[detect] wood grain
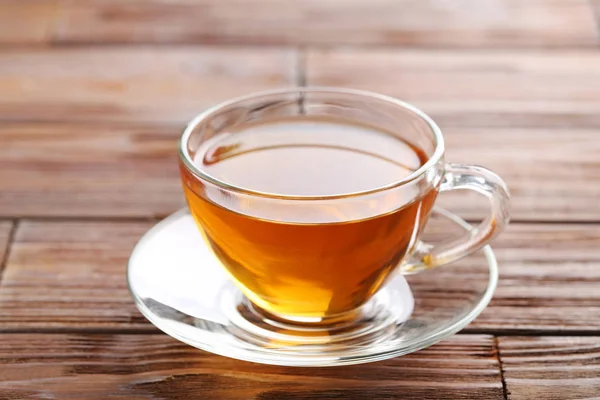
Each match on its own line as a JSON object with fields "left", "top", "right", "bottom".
{"left": 2, "top": 50, "right": 599, "bottom": 220}
{"left": 0, "top": 221, "right": 13, "bottom": 271}
{"left": 0, "top": 123, "right": 184, "bottom": 218}
{"left": 471, "top": 223, "right": 600, "bottom": 332}
{"left": 2, "top": 220, "right": 599, "bottom": 333}
{"left": 51, "top": 0, "right": 600, "bottom": 47}
{"left": 439, "top": 127, "right": 600, "bottom": 222}
{"left": 499, "top": 336, "right": 600, "bottom": 399}
{"left": 0, "top": 47, "right": 296, "bottom": 123}
{"left": 306, "top": 49, "right": 600, "bottom": 129}
{"left": 0, "top": 0, "right": 597, "bottom": 395}
{"left": 0, "top": 0, "right": 58, "bottom": 44}
{"left": 0, "top": 333, "right": 503, "bottom": 399}
{"left": 0, "top": 220, "right": 155, "bottom": 330}
{"left": 406, "top": 221, "right": 600, "bottom": 333}
{"left": 1, "top": 124, "right": 598, "bottom": 220}
{"left": 593, "top": 0, "right": 600, "bottom": 26}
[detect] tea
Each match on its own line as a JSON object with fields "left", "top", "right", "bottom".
{"left": 181, "top": 116, "right": 438, "bottom": 319}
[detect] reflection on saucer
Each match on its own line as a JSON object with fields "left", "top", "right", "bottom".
{"left": 128, "top": 208, "right": 497, "bottom": 366}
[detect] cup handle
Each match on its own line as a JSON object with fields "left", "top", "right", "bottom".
{"left": 400, "top": 163, "right": 510, "bottom": 274}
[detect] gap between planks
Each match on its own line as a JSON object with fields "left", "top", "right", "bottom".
{"left": 3, "top": 219, "right": 600, "bottom": 335}
{"left": 296, "top": 47, "right": 307, "bottom": 87}
{"left": 590, "top": 0, "right": 600, "bottom": 40}
{"left": 0, "top": 220, "right": 18, "bottom": 289}
{"left": 4, "top": 326, "right": 600, "bottom": 336}
{"left": 494, "top": 336, "right": 509, "bottom": 400}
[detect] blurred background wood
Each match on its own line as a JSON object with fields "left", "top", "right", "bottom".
{"left": 306, "top": 49, "right": 600, "bottom": 130}
{"left": 0, "top": 123, "right": 183, "bottom": 218}
{"left": 2, "top": 124, "right": 599, "bottom": 220}
{"left": 0, "top": 48, "right": 296, "bottom": 123}
{"left": 54, "top": 0, "right": 599, "bottom": 47}
{"left": 0, "top": 221, "right": 13, "bottom": 266}
{"left": 1, "top": 0, "right": 597, "bottom": 47}
{"left": 0, "top": 0, "right": 599, "bottom": 398}
{"left": 0, "top": 0, "right": 58, "bottom": 45}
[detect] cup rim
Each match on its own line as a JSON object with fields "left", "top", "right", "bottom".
{"left": 179, "top": 87, "right": 445, "bottom": 200}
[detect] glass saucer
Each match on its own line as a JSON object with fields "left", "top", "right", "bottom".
{"left": 128, "top": 208, "right": 498, "bottom": 367}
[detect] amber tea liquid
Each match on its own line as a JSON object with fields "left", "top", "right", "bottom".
{"left": 181, "top": 116, "right": 438, "bottom": 319}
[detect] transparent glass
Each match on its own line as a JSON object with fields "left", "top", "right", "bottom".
{"left": 178, "top": 87, "right": 510, "bottom": 322}
{"left": 128, "top": 208, "right": 498, "bottom": 366}
{"left": 129, "top": 87, "right": 510, "bottom": 366}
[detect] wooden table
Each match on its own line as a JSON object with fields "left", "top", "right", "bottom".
{"left": 1, "top": 1, "right": 600, "bottom": 399}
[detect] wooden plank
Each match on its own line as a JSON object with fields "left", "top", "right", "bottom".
{"left": 52, "top": 0, "right": 599, "bottom": 47}
{"left": 0, "top": 333, "right": 503, "bottom": 399}
{"left": 593, "top": 0, "right": 600, "bottom": 29}
{"left": 1, "top": 50, "right": 597, "bottom": 220}
{"left": 439, "top": 127, "right": 600, "bottom": 222}
{"left": 499, "top": 336, "right": 600, "bottom": 399}
{"left": 388, "top": 221, "right": 600, "bottom": 334}
{"left": 1, "top": 221, "right": 599, "bottom": 334}
{"left": 469, "top": 223, "right": 600, "bottom": 332}
{"left": 0, "top": 47, "right": 296, "bottom": 123}
{"left": 0, "top": 0, "right": 58, "bottom": 44}
{"left": 0, "top": 221, "right": 13, "bottom": 270}
{"left": 0, "top": 123, "right": 184, "bottom": 218}
{"left": 0, "top": 124, "right": 598, "bottom": 221}
{"left": 306, "top": 49, "right": 600, "bottom": 129}
{"left": 307, "top": 50, "right": 600, "bottom": 222}
{"left": 0, "top": 220, "right": 155, "bottom": 330}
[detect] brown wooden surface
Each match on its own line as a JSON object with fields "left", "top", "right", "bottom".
{"left": 1, "top": 0, "right": 599, "bottom": 399}
{"left": 0, "top": 123, "right": 183, "bottom": 218}
{"left": 0, "top": 221, "right": 13, "bottom": 270}
{"left": 499, "top": 337, "right": 600, "bottom": 400}
{"left": 0, "top": 333, "right": 503, "bottom": 399}
{"left": 306, "top": 49, "right": 600, "bottom": 129}
{"left": 1, "top": 124, "right": 599, "bottom": 220}
{"left": 0, "top": 48, "right": 296, "bottom": 123}
{"left": 473, "top": 223, "right": 600, "bottom": 332}
{"left": 2, "top": 221, "right": 599, "bottom": 335}
{"left": 0, "top": 0, "right": 58, "bottom": 45}
{"left": 2, "top": 0, "right": 596, "bottom": 47}
{"left": 0, "top": 220, "right": 154, "bottom": 330}
{"left": 440, "top": 128, "right": 600, "bottom": 222}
